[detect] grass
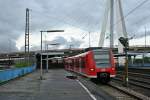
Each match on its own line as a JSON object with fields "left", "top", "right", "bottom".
{"left": 15, "top": 62, "right": 32, "bottom": 68}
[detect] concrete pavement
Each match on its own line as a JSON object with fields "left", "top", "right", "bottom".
{"left": 0, "top": 69, "right": 94, "bottom": 100}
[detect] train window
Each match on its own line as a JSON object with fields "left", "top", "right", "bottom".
{"left": 81, "top": 58, "right": 85, "bottom": 68}
{"left": 76, "top": 59, "right": 79, "bottom": 67}
{"left": 93, "top": 49, "right": 110, "bottom": 68}
{"left": 94, "top": 54, "right": 109, "bottom": 60}
{"left": 75, "top": 59, "right": 77, "bottom": 67}
{"left": 72, "top": 59, "right": 74, "bottom": 67}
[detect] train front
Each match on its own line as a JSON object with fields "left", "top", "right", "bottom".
{"left": 92, "top": 48, "right": 116, "bottom": 83}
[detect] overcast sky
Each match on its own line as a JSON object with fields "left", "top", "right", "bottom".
{"left": 0, "top": 0, "right": 150, "bottom": 53}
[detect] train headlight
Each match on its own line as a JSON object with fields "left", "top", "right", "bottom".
{"left": 90, "top": 68, "right": 95, "bottom": 71}
{"left": 112, "top": 68, "right": 115, "bottom": 70}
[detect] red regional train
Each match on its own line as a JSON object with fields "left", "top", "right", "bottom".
{"left": 64, "top": 47, "right": 116, "bottom": 83}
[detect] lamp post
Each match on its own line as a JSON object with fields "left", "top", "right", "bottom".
{"left": 46, "top": 43, "right": 60, "bottom": 72}
{"left": 40, "top": 30, "right": 64, "bottom": 79}
{"left": 119, "top": 37, "right": 129, "bottom": 87}
{"left": 40, "top": 31, "right": 43, "bottom": 80}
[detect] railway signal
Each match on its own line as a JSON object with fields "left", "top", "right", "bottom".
{"left": 119, "top": 37, "right": 129, "bottom": 47}
{"left": 119, "top": 37, "right": 129, "bottom": 87}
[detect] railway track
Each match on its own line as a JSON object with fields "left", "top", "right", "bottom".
{"left": 108, "top": 81, "right": 149, "bottom": 100}
{"left": 112, "top": 71, "right": 150, "bottom": 97}
{"left": 118, "top": 71, "right": 150, "bottom": 79}
{"left": 117, "top": 67, "right": 150, "bottom": 75}
{"left": 117, "top": 71, "right": 150, "bottom": 84}
{"left": 86, "top": 77, "right": 147, "bottom": 100}
{"left": 80, "top": 79, "right": 137, "bottom": 99}
{"left": 70, "top": 72, "right": 145, "bottom": 100}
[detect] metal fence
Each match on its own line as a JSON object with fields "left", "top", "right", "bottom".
{"left": 0, "top": 55, "right": 36, "bottom": 70}
{"left": 0, "top": 64, "right": 36, "bottom": 83}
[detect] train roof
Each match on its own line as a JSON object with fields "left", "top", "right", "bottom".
{"left": 84, "top": 47, "right": 110, "bottom": 52}
{"left": 64, "top": 47, "right": 111, "bottom": 59}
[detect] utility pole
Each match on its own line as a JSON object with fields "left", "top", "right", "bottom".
{"left": 8, "top": 39, "right": 11, "bottom": 53}
{"left": 25, "top": 8, "right": 30, "bottom": 65}
{"left": 89, "top": 32, "right": 91, "bottom": 47}
{"left": 8, "top": 39, "right": 11, "bottom": 66}
{"left": 143, "top": 26, "right": 147, "bottom": 66}
{"left": 69, "top": 44, "right": 73, "bottom": 49}
{"left": 46, "top": 44, "right": 48, "bottom": 72}
{"left": 25, "top": 8, "right": 30, "bottom": 54}
{"left": 145, "top": 26, "right": 147, "bottom": 48}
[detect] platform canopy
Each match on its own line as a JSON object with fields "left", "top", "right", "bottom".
{"left": 41, "top": 52, "right": 64, "bottom": 56}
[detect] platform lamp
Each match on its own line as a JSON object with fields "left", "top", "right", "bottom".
{"left": 40, "top": 30, "right": 64, "bottom": 80}
{"left": 119, "top": 37, "right": 129, "bottom": 87}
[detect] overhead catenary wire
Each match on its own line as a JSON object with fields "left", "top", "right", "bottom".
{"left": 114, "top": 0, "right": 150, "bottom": 27}
{"left": 127, "top": 11, "right": 150, "bottom": 39}
{"left": 96, "top": 0, "right": 150, "bottom": 39}
{"left": 30, "top": 0, "right": 150, "bottom": 43}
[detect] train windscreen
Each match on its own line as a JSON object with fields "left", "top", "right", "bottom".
{"left": 93, "top": 49, "right": 110, "bottom": 68}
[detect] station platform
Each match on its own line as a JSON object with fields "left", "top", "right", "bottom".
{"left": 0, "top": 69, "right": 94, "bottom": 100}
